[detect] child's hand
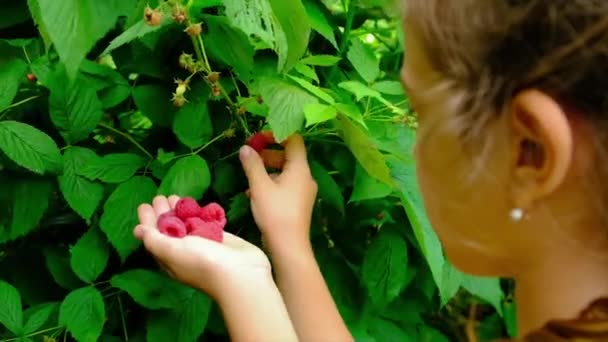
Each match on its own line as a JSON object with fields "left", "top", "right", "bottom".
{"left": 239, "top": 133, "right": 318, "bottom": 253}
{"left": 133, "top": 195, "right": 272, "bottom": 302}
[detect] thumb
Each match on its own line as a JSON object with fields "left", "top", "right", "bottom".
{"left": 239, "top": 145, "right": 271, "bottom": 192}
{"left": 134, "top": 224, "right": 178, "bottom": 265}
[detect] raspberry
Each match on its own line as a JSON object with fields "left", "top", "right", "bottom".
{"left": 184, "top": 23, "right": 202, "bottom": 37}
{"left": 199, "top": 203, "right": 227, "bottom": 229}
{"left": 175, "top": 197, "right": 201, "bottom": 220}
{"left": 188, "top": 219, "right": 224, "bottom": 242}
{"left": 158, "top": 215, "right": 187, "bottom": 238}
{"left": 207, "top": 72, "right": 220, "bottom": 83}
{"left": 26, "top": 73, "right": 36, "bottom": 82}
{"left": 246, "top": 132, "right": 273, "bottom": 153}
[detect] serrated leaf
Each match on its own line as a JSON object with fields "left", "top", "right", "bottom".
{"left": 79, "top": 153, "right": 147, "bottom": 183}
{"left": 302, "top": 0, "right": 338, "bottom": 49}
{"left": 146, "top": 290, "right": 212, "bottom": 342}
{"left": 132, "top": 84, "right": 176, "bottom": 127}
{"left": 43, "top": 247, "right": 83, "bottom": 290}
{"left": 157, "top": 155, "right": 211, "bottom": 199}
{"left": 310, "top": 161, "right": 344, "bottom": 215}
{"left": 48, "top": 70, "right": 104, "bottom": 144}
{"left": 287, "top": 75, "right": 335, "bottom": 104}
{"left": 335, "top": 115, "right": 393, "bottom": 186}
{"left": 59, "top": 286, "right": 105, "bottom": 342}
{"left": 0, "top": 121, "right": 62, "bottom": 175}
{"left": 300, "top": 55, "right": 342, "bottom": 66}
{"left": 102, "top": 18, "right": 171, "bottom": 55}
{"left": 255, "top": 77, "right": 318, "bottom": 142}
{"left": 347, "top": 37, "right": 380, "bottom": 83}
{"left": 58, "top": 147, "right": 105, "bottom": 222}
{"left": 361, "top": 231, "right": 408, "bottom": 308}
{"left": 37, "top": 0, "right": 128, "bottom": 78}
{"left": 111, "top": 269, "right": 191, "bottom": 309}
{"left": 70, "top": 227, "right": 110, "bottom": 283}
{"left": 204, "top": 15, "right": 255, "bottom": 80}
{"left": 223, "top": 0, "right": 276, "bottom": 50}
{"left": 350, "top": 163, "right": 393, "bottom": 202}
{"left": 0, "top": 280, "right": 23, "bottom": 334}
{"left": 269, "top": 0, "right": 311, "bottom": 72}
{"left": 100, "top": 176, "right": 157, "bottom": 262}
{"left": 461, "top": 275, "right": 504, "bottom": 316}
{"left": 27, "top": 0, "right": 51, "bottom": 49}
{"left": 338, "top": 81, "right": 383, "bottom": 102}
{"left": 172, "top": 83, "right": 213, "bottom": 149}
{"left": 294, "top": 63, "right": 319, "bottom": 83}
{"left": 439, "top": 261, "right": 464, "bottom": 306}
{"left": 334, "top": 103, "right": 366, "bottom": 128}
{"left": 0, "top": 59, "right": 28, "bottom": 110}
{"left": 227, "top": 193, "right": 250, "bottom": 221}
{"left": 23, "top": 302, "right": 58, "bottom": 334}
{"left": 10, "top": 178, "right": 53, "bottom": 240}
{"left": 304, "top": 103, "right": 338, "bottom": 127}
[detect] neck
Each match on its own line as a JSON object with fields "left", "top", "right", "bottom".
{"left": 514, "top": 251, "right": 608, "bottom": 337}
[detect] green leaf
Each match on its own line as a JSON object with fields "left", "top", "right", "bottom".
{"left": 350, "top": 163, "right": 393, "bottom": 202}
{"left": 255, "top": 77, "right": 318, "bottom": 142}
{"left": 132, "top": 84, "right": 176, "bottom": 127}
{"left": 157, "top": 155, "right": 211, "bottom": 199}
{"left": 146, "top": 290, "right": 212, "bottom": 342}
{"left": 100, "top": 176, "right": 157, "bottom": 262}
{"left": 0, "top": 121, "right": 63, "bottom": 175}
{"left": 227, "top": 193, "right": 250, "bottom": 222}
{"left": 211, "top": 161, "right": 238, "bottom": 196}
{"left": 300, "top": 55, "right": 342, "bottom": 66}
{"left": 172, "top": 83, "right": 213, "bottom": 149}
{"left": 334, "top": 103, "right": 366, "bottom": 128}
{"left": 294, "top": 63, "right": 319, "bottom": 83}
{"left": 37, "top": 0, "right": 128, "bottom": 78}
{"left": 372, "top": 80, "right": 404, "bottom": 96}
{"left": 70, "top": 227, "right": 110, "bottom": 283}
{"left": 10, "top": 178, "right": 53, "bottom": 240}
{"left": 102, "top": 18, "right": 171, "bottom": 55}
{"left": 269, "top": 0, "right": 311, "bottom": 73}
{"left": 335, "top": 115, "right": 393, "bottom": 186}
{"left": 23, "top": 302, "right": 58, "bottom": 334}
{"left": 302, "top": 0, "right": 338, "bottom": 49}
{"left": 338, "top": 81, "right": 382, "bottom": 102}
{"left": 287, "top": 75, "right": 335, "bottom": 104}
{"left": 310, "top": 161, "right": 344, "bottom": 215}
{"left": 58, "top": 147, "right": 105, "bottom": 222}
{"left": 59, "top": 286, "right": 105, "bottom": 342}
{"left": 0, "top": 280, "right": 23, "bottom": 335}
{"left": 203, "top": 15, "right": 255, "bottom": 80}
{"left": 439, "top": 261, "right": 464, "bottom": 306}
{"left": 461, "top": 275, "right": 504, "bottom": 316}
{"left": 79, "top": 153, "right": 147, "bottom": 183}
{"left": 47, "top": 73, "right": 104, "bottom": 144}
{"left": 27, "top": 0, "right": 51, "bottom": 49}
{"left": 222, "top": 0, "right": 276, "bottom": 50}
{"left": 385, "top": 153, "right": 448, "bottom": 300}
{"left": 0, "top": 59, "right": 28, "bottom": 110}
{"left": 347, "top": 37, "right": 380, "bottom": 83}
{"left": 43, "top": 247, "right": 83, "bottom": 290}
{"left": 304, "top": 103, "right": 338, "bottom": 126}
{"left": 362, "top": 230, "right": 409, "bottom": 308}
{"left": 111, "top": 269, "right": 191, "bottom": 309}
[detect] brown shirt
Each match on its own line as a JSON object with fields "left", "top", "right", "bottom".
{"left": 511, "top": 298, "right": 608, "bottom": 342}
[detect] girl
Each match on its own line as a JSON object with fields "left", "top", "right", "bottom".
{"left": 133, "top": 1, "right": 608, "bottom": 341}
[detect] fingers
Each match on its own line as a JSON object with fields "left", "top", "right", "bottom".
{"left": 168, "top": 195, "right": 180, "bottom": 209}
{"left": 137, "top": 204, "right": 157, "bottom": 227}
{"left": 239, "top": 145, "right": 272, "bottom": 192}
{"left": 152, "top": 195, "right": 171, "bottom": 214}
{"left": 260, "top": 150, "right": 285, "bottom": 169}
{"left": 282, "top": 134, "right": 310, "bottom": 174}
{"left": 133, "top": 224, "right": 179, "bottom": 265}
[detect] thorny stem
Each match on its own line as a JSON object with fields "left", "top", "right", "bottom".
{"left": 197, "top": 35, "right": 212, "bottom": 72}
{"left": 0, "top": 326, "right": 63, "bottom": 342}
{"left": 0, "top": 95, "right": 43, "bottom": 119}
{"left": 118, "top": 295, "right": 129, "bottom": 342}
{"left": 97, "top": 122, "right": 154, "bottom": 159}
{"left": 189, "top": 36, "right": 208, "bottom": 73}
{"left": 193, "top": 132, "right": 225, "bottom": 155}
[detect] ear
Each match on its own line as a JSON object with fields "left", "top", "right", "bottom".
{"left": 509, "top": 89, "right": 573, "bottom": 208}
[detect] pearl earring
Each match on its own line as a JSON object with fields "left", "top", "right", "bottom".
{"left": 509, "top": 208, "right": 524, "bottom": 222}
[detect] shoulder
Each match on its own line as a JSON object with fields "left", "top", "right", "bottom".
{"left": 518, "top": 298, "right": 608, "bottom": 342}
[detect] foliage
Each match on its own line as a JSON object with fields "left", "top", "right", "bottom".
{"left": 0, "top": 0, "right": 514, "bottom": 340}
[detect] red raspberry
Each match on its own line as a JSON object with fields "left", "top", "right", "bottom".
{"left": 26, "top": 73, "right": 36, "bottom": 82}
{"left": 175, "top": 197, "right": 201, "bottom": 220}
{"left": 185, "top": 217, "right": 223, "bottom": 242}
{"left": 246, "top": 132, "right": 273, "bottom": 153}
{"left": 157, "top": 215, "right": 187, "bottom": 238}
{"left": 199, "top": 202, "right": 227, "bottom": 229}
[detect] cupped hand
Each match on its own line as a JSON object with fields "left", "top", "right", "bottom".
{"left": 239, "top": 133, "right": 318, "bottom": 253}
{"left": 133, "top": 195, "right": 272, "bottom": 302}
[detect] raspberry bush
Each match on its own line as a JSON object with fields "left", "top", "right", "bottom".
{"left": 0, "top": 0, "right": 516, "bottom": 341}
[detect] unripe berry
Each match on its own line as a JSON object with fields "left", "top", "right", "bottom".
{"left": 184, "top": 23, "right": 202, "bottom": 37}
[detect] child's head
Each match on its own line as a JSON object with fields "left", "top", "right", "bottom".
{"left": 401, "top": 1, "right": 608, "bottom": 276}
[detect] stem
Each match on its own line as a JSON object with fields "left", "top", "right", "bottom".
{"left": 0, "top": 95, "right": 42, "bottom": 119}
{"left": 329, "top": 1, "right": 357, "bottom": 79}
{"left": 193, "top": 132, "right": 225, "bottom": 154}
{"left": 22, "top": 46, "right": 32, "bottom": 65}
{"left": 190, "top": 36, "right": 207, "bottom": 72}
{"left": 98, "top": 122, "right": 154, "bottom": 159}
{"left": 197, "top": 35, "right": 212, "bottom": 72}
{"left": 118, "top": 295, "right": 129, "bottom": 341}
{"left": 0, "top": 326, "right": 62, "bottom": 342}
{"left": 230, "top": 72, "right": 242, "bottom": 98}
